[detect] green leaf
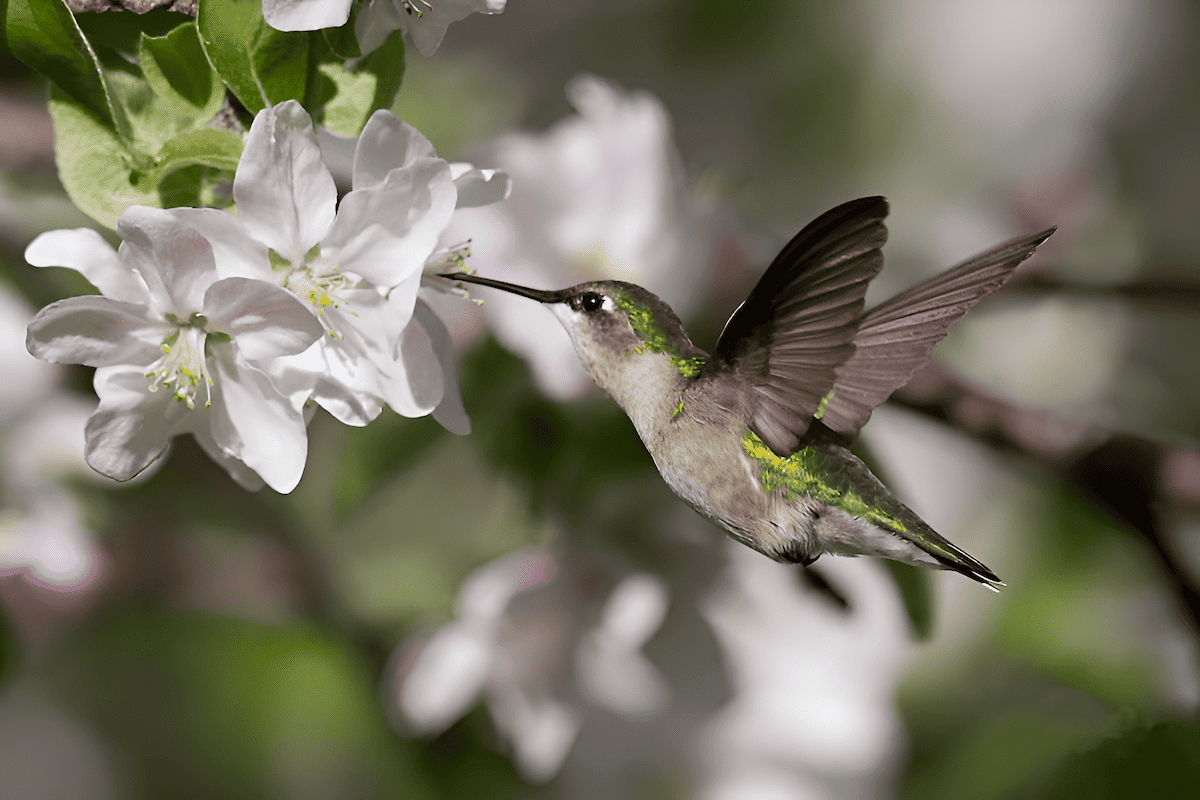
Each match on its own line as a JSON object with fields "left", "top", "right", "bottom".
{"left": 74, "top": 6, "right": 191, "bottom": 53}
{"left": 48, "top": 88, "right": 238, "bottom": 229}
{"left": 197, "top": 0, "right": 309, "bottom": 115}
{"left": 883, "top": 559, "right": 935, "bottom": 640}
{"left": 322, "top": 0, "right": 364, "bottom": 59}
{"left": 139, "top": 22, "right": 225, "bottom": 126}
{"left": 138, "top": 128, "right": 244, "bottom": 187}
{"left": 48, "top": 86, "right": 159, "bottom": 229}
{"left": 306, "top": 26, "right": 404, "bottom": 138}
{"left": 5, "top": 0, "right": 117, "bottom": 128}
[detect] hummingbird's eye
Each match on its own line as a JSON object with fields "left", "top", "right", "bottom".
{"left": 576, "top": 292, "right": 604, "bottom": 313}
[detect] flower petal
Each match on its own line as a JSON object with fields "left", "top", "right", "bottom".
{"left": 323, "top": 159, "right": 456, "bottom": 286}
{"left": 449, "top": 164, "right": 512, "bottom": 208}
{"left": 382, "top": 309, "right": 443, "bottom": 418}
{"left": 167, "top": 208, "right": 273, "bottom": 282}
{"left": 25, "top": 228, "right": 148, "bottom": 303}
{"left": 117, "top": 206, "right": 218, "bottom": 315}
{"left": 353, "top": 112, "right": 438, "bottom": 191}
{"left": 279, "top": 345, "right": 385, "bottom": 427}
{"left": 202, "top": 277, "right": 324, "bottom": 362}
{"left": 234, "top": 100, "right": 336, "bottom": 264}
{"left": 414, "top": 298, "right": 470, "bottom": 434}
{"left": 355, "top": 0, "right": 404, "bottom": 56}
{"left": 399, "top": 0, "right": 505, "bottom": 58}
{"left": 192, "top": 423, "right": 267, "bottom": 492}
{"left": 85, "top": 364, "right": 181, "bottom": 481}
{"left": 279, "top": 285, "right": 403, "bottom": 425}
{"left": 27, "top": 295, "right": 165, "bottom": 367}
{"left": 208, "top": 348, "right": 309, "bottom": 493}
{"left": 262, "top": 0, "right": 351, "bottom": 31}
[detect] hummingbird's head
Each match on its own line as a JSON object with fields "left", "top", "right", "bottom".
{"left": 441, "top": 273, "right": 705, "bottom": 401}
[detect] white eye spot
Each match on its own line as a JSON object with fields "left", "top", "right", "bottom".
{"left": 600, "top": 295, "right": 617, "bottom": 313}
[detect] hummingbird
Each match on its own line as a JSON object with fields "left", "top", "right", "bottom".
{"left": 443, "top": 197, "right": 1054, "bottom": 588}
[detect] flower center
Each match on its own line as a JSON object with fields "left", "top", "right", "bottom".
{"left": 425, "top": 240, "right": 472, "bottom": 274}
{"left": 272, "top": 248, "right": 355, "bottom": 341}
{"left": 402, "top": 0, "right": 432, "bottom": 16}
{"left": 146, "top": 313, "right": 213, "bottom": 410}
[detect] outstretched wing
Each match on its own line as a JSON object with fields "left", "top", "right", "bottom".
{"left": 713, "top": 197, "right": 889, "bottom": 456}
{"left": 818, "top": 227, "right": 1057, "bottom": 436}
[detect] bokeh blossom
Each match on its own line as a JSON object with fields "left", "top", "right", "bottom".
{"left": 698, "top": 546, "right": 908, "bottom": 799}
{"left": 25, "top": 207, "right": 324, "bottom": 493}
{"left": 0, "top": 287, "right": 101, "bottom": 589}
{"left": 389, "top": 547, "right": 670, "bottom": 783}
{"left": 443, "top": 74, "right": 731, "bottom": 398}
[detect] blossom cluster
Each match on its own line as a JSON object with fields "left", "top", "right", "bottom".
{"left": 25, "top": 101, "right": 509, "bottom": 493}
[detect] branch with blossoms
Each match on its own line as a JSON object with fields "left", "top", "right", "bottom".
{"left": 8, "top": 0, "right": 507, "bottom": 491}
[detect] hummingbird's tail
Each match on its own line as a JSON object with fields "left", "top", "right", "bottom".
{"left": 926, "top": 536, "right": 1005, "bottom": 592}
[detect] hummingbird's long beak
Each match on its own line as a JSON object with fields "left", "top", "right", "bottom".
{"left": 439, "top": 272, "right": 568, "bottom": 304}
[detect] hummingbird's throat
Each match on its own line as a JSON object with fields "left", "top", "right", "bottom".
{"left": 610, "top": 291, "right": 705, "bottom": 378}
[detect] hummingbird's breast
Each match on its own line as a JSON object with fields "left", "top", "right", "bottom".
{"left": 633, "top": 375, "right": 822, "bottom": 561}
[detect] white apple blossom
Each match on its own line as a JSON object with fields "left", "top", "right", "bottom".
{"left": 25, "top": 207, "right": 325, "bottom": 493}
{"left": 262, "top": 0, "right": 351, "bottom": 32}
{"left": 176, "top": 101, "right": 508, "bottom": 434}
{"left": 388, "top": 547, "right": 669, "bottom": 783}
{"left": 442, "top": 74, "right": 729, "bottom": 398}
{"left": 357, "top": 0, "right": 507, "bottom": 57}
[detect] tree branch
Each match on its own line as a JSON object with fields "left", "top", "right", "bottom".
{"left": 891, "top": 362, "right": 1200, "bottom": 633}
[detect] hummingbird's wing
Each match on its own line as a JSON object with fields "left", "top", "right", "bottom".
{"left": 713, "top": 196, "right": 889, "bottom": 456}
{"left": 817, "top": 227, "right": 1056, "bottom": 436}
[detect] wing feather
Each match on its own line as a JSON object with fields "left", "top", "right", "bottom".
{"left": 714, "top": 197, "right": 890, "bottom": 455}
{"left": 819, "top": 227, "right": 1056, "bottom": 435}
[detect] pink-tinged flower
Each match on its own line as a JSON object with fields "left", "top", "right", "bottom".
{"left": 357, "top": 0, "right": 507, "bottom": 57}
{"left": 388, "top": 547, "right": 669, "bottom": 783}
{"left": 443, "top": 74, "right": 730, "bottom": 399}
{"left": 0, "top": 287, "right": 101, "bottom": 590}
{"left": 25, "top": 207, "right": 324, "bottom": 493}
{"left": 176, "top": 101, "right": 507, "bottom": 433}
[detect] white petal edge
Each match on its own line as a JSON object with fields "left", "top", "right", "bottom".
{"left": 25, "top": 228, "right": 148, "bottom": 303}
{"left": 168, "top": 208, "right": 273, "bottom": 282}
{"left": 27, "top": 295, "right": 165, "bottom": 367}
{"left": 323, "top": 158, "right": 456, "bottom": 286}
{"left": 262, "top": 0, "right": 351, "bottom": 31}
{"left": 355, "top": 0, "right": 404, "bottom": 56}
{"left": 235, "top": 100, "right": 337, "bottom": 264}
{"left": 414, "top": 298, "right": 471, "bottom": 435}
{"left": 202, "top": 277, "right": 325, "bottom": 362}
{"left": 85, "top": 364, "right": 182, "bottom": 481}
{"left": 353, "top": 111, "right": 439, "bottom": 191}
{"left": 449, "top": 164, "right": 512, "bottom": 208}
{"left": 117, "top": 205, "right": 218, "bottom": 316}
{"left": 208, "top": 348, "right": 310, "bottom": 493}
{"left": 382, "top": 311, "right": 443, "bottom": 418}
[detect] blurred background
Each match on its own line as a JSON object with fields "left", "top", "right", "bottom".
{"left": 3, "top": 0, "right": 1200, "bottom": 797}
